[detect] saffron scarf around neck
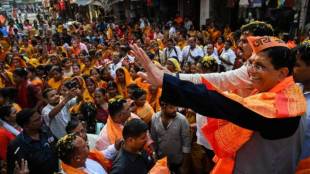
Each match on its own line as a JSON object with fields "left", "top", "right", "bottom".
{"left": 61, "top": 150, "right": 112, "bottom": 174}
{"left": 106, "top": 116, "right": 123, "bottom": 145}
{"left": 200, "top": 76, "right": 306, "bottom": 174}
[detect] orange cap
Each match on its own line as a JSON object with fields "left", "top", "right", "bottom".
{"left": 247, "top": 36, "right": 289, "bottom": 54}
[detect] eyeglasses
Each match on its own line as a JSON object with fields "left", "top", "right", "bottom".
{"left": 246, "top": 61, "right": 266, "bottom": 72}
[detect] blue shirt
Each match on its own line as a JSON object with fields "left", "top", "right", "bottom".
{"left": 300, "top": 92, "right": 310, "bottom": 159}
{"left": 0, "top": 26, "right": 8, "bottom": 37}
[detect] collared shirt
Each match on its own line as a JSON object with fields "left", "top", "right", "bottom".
{"left": 42, "top": 98, "right": 77, "bottom": 138}
{"left": 220, "top": 48, "right": 236, "bottom": 71}
{"left": 110, "top": 148, "right": 154, "bottom": 174}
{"left": 7, "top": 126, "right": 59, "bottom": 174}
{"left": 150, "top": 111, "right": 191, "bottom": 165}
{"left": 182, "top": 45, "right": 204, "bottom": 63}
{"left": 162, "top": 46, "right": 182, "bottom": 62}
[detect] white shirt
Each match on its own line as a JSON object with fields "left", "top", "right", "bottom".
{"left": 70, "top": 144, "right": 117, "bottom": 174}
{"left": 0, "top": 119, "right": 20, "bottom": 136}
{"left": 42, "top": 98, "right": 77, "bottom": 138}
{"left": 154, "top": 32, "right": 164, "bottom": 40}
{"left": 162, "top": 46, "right": 182, "bottom": 62}
{"left": 126, "top": 54, "right": 135, "bottom": 63}
{"left": 184, "top": 21, "right": 193, "bottom": 31}
{"left": 169, "top": 27, "right": 176, "bottom": 38}
{"left": 182, "top": 45, "right": 204, "bottom": 63}
{"left": 203, "top": 46, "right": 220, "bottom": 64}
{"left": 220, "top": 48, "right": 236, "bottom": 71}
{"left": 82, "top": 159, "right": 107, "bottom": 174}
{"left": 179, "top": 65, "right": 252, "bottom": 97}
{"left": 139, "top": 19, "right": 145, "bottom": 30}
{"left": 95, "top": 113, "right": 140, "bottom": 150}
{"left": 108, "top": 61, "right": 122, "bottom": 79}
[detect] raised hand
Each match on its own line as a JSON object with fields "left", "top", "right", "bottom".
{"left": 130, "top": 44, "right": 165, "bottom": 87}
{"left": 14, "top": 159, "right": 29, "bottom": 174}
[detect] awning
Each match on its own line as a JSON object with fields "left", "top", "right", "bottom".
{"left": 71, "top": 0, "right": 93, "bottom": 6}
{"left": 71, "top": 0, "right": 106, "bottom": 7}
{"left": 71, "top": 0, "right": 140, "bottom": 7}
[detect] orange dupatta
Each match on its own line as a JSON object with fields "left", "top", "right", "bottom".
{"left": 135, "top": 77, "right": 150, "bottom": 92}
{"left": 115, "top": 67, "right": 133, "bottom": 98}
{"left": 200, "top": 76, "right": 306, "bottom": 174}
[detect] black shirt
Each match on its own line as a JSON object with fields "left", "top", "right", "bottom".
{"left": 62, "top": 34, "right": 72, "bottom": 46}
{"left": 161, "top": 74, "right": 301, "bottom": 140}
{"left": 6, "top": 126, "right": 59, "bottom": 174}
{"left": 110, "top": 148, "right": 155, "bottom": 174}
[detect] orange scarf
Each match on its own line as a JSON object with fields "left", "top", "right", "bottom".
{"left": 296, "top": 157, "right": 310, "bottom": 174}
{"left": 106, "top": 116, "right": 123, "bottom": 145}
{"left": 47, "top": 78, "right": 63, "bottom": 90}
{"left": 215, "top": 43, "right": 224, "bottom": 54}
{"left": 147, "top": 88, "right": 162, "bottom": 112}
{"left": 61, "top": 150, "right": 112, "bottom": 174}
{"left": 200, "top": 76, "right": 306, "bottom": 174}
{"left": 135, "top": 77, "right": 150, "bottom": 92}
{"left": 135, "top": 102, "right": 155, "bottom": 124}
{"left": 149, "top": 157, "right": 170, "bottom": 174}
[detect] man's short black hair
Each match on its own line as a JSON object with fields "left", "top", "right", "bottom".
{"left": 123, "top": 118, "right": 148, "bottom": 140}
{"left": 13, "top": 68, "right": 28, "bottom": 78}
{"left": 0, "top": 105, "right": 12, "bottom": 121}
{"left": 296, "top": 41, "right": 310, "bottom": 66}
{"left": 108, "top": 97, "right": 127, "bottom": 118}
{"left": 107, "top": 81, "right": 117, "bottom": 89}
{"left": 16, "top": 108, "right": 36, "bottom": 128}
{"left": 43, "top": 88, "right": 54, "bottom": 99}
{"left": 0, "top": 87, "right": 17, "bottom": 101}
{"left": 56, "top": 133, "right": 78, "bottom": 164}
{"left": 241, "top": 21, "right": 274, "bottom": 36}
{"left": 262, "top": 46, "right": 295, "bottom": 75}
{"left": 225, "top": 40, "right": 233, "bottom": 46}
{"left": 66, "top": 116, "right": 80, "bottom": 134}
{"left": 50, "top": 65, "right": 62, "bottom": 73}
{"left": 127, "top": 83, "right": 139, "bottom": 90}
{"left": 130, "top": 88, "right": 146, "bottom": 100}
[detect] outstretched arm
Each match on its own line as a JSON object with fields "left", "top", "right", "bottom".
{"left": 161, "top": 73, "right": 300, "bottom": 140}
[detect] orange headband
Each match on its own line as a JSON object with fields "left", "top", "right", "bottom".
{"left": 247, "top": 36, "right": 289, "bottom": 54}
